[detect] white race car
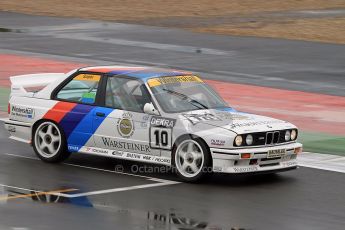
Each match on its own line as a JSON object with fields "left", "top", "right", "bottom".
{"left": 3, "top": 66, "right": 302, "bottom": 181}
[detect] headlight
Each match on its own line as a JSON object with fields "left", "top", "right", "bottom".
{"left": 285, "top": 130, "right": 291, "bottom": 141}
{"left": 291, "top": 129, "right": 297, "bottom": 140}
{"left": 246, "top": 134, "right": 253, "bottom": 145}
{"left": 235, "top": 135, "right": 243, "bottom": 146}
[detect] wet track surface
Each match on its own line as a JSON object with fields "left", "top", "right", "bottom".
{"left": 0, "top": 12, "right": 345, "bottom": 230}
{"left": 1, "top": 126, "right": 345, "bottom": 230}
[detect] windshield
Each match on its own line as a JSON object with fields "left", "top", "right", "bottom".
{"left": 148, "top": 75, "right": 228, "bottom": 113}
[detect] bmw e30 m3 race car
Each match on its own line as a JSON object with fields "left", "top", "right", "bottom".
{"left": 3, "top": 66, "right": 302, "bottom": 181}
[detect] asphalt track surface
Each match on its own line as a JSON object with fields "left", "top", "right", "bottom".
{"left": 0, "top": 12, "right": 345, "bottom": 230}
{"left": 1, "top": 126, "right": 345, "bottom": 230}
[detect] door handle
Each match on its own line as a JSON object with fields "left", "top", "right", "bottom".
{"left": 96, "top": 112, "right": 105, "bottom": 117}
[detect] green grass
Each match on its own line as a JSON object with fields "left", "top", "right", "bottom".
{"left": 0, "top": 28, "right": 12, "bottom": 32}
{"left": 299, "top": 131, "right": 345, "bottom": 156}
{"left": 0, "top": 87, "right": 10, "bottom": 112}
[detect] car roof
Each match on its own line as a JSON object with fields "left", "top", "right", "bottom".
{"left": 80, "top": 66, "right": 192, "bottom": 81}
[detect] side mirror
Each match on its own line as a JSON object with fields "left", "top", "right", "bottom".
{"left": 143, "top": 102, "right": 160, "bottom": 115}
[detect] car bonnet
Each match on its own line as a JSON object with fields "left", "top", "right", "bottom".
{"left": 179, "top": 108, "right": 296, "bottom": 134}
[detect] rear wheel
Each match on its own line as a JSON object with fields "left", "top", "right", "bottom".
{"left": 33, "top": 121, "right": 70, "bottom": 163}
{"left": 173, "top": 137, "right": 212, "bottom": 182}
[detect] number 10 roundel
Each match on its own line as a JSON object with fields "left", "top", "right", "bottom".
{"left": 149, "top": 116, "right": 176, "bottom": 150}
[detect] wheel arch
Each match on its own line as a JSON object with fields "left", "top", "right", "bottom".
{"left": 172, "top": 133, "right": 213, "bottom": 166}
{"left": 31, "top": 118, "right": 71, "bottom": 163}
{"left": 31, "top": 119, "right": 64, "bottom": 144}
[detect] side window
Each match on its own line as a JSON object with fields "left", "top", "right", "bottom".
{"left": 105, "top": 77, "right": 151, "bottom": 112}
{"left": 56, "top": 73, "right": 101, "bottom": 104}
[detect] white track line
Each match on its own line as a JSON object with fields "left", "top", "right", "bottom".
{"left": 5, "top": 152, "right": 345, "bottom": 176}
{"left": 3, "top": 153, "right": 173, "bottom": 182}
{"left": 65, "top": 181, "right": 180, "bottom": 198}
{"left": 0, "top": 180, "right": 178, "bottom": 199}
{"left": 5, "top": 150, "right": 345, "bottom": 175}
{"left": 298, "top": 152, "right": 345, "bottom": 174}
{"left": 2, "top": 153, "right": 181, "bottom": 197}
{"left": 298, "top": 163, "right": 345, "bottom": 174}
{"left": 3, "top": 153, "right": 36, "bottom": 161}
{"left": 0, "top": 183, "right": 73, "bottom": 198}
{"left": 0, "top": 183, "right": 43, "bottom": 193}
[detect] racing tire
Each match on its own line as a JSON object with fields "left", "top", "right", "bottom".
{"left": 172, "top": 136, "right": 212, "bottom": 182}
{"left": 32, "top": 121, "right": 71, "bottom": 163}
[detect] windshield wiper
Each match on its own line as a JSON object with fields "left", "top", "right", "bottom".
{"left": 162, "top": 89, "right": 208, "bottom": 109}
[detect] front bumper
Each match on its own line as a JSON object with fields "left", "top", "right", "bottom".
{"left": 210, "top": 142, "right": 302, "bottom": 174}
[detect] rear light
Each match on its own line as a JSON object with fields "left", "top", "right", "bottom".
{"left": 241, "top": 153, "right": 251, "bottom": 159}
{"left": 294, "top": 147, "right": 302, "bottom": 154}
{"left": 8, "top": 103, "right": 10, "bottom": 114}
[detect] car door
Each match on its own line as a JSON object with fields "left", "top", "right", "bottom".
{"left": 53, "top": 72, "right": 103, "bottom": 152}
{"left": 93, "top": 75, "right": 161, "bottom": 158}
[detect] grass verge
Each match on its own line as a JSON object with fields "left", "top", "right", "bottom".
{"left": 0, "top": 0, "right": 345, "bottom": 44}
{"left": 0, "top": 87, "right": 10, "bottom": 113}
{"left": 193, "top": 17, "right": 345, "bottom": 44}
{"left": 300, "top": 131, "right": 345, "bottom": 156}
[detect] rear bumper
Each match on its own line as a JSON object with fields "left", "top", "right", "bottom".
{"left": 210, "top": 142, "right": 302, "bottom": 174}
{"left": 1, "top": 118, "right": 32, "bottom": 144}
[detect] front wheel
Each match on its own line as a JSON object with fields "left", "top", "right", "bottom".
{"left": 172, "top": 137, "right": 212, "bottom": 182}
{"left": 33, "top": 121, "right": 70, "bottom": 163}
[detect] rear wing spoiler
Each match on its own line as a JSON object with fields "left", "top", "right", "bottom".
{"left": 10, "top": 73, "right": 66, "bottom": 96}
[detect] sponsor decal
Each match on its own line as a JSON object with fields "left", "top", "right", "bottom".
{"left": 141, "top": 114, "right": 150, "bottom": 128}
{"left": 150, "top": 116, "right": 176, "bottom": 128}
{"left": 230, "top": 120, "right": 284, "bottom": 129}
{"left": 213, "top": 166, "right": 223, "bottom": 172}
{"left": 7, "top": 125, "right": 16, "bottom": 133}
{"left": 229, "top": 114, "right": 249, "bottom": 120}
{"left": 74, "top": 74, "right": 101, "bottom": 82}
{"left": 267, "top": 149, "right": 286, "bottom": 158}
{"left": 125, "top": 153, "right": 171, "bottom": 164}
{"left": 211, "top": 139, "right": 225, "bottom": 146}
{"left": 154, "top": 158, "right": 171, "bottom": 164}
{"left": 117, "top": 112, "right": 135, "bottom": 138}
{"left": 68, "top": 145, "right": 80, "bottom": 152}
{"left": 112, "top": 150, "right": 124, "bottom": 157}
{"left": 101, "top": 137, "right": 151, "bottom": 153}
{"left": 126, "top": 152, "right": 141, "bottom": 159}
{"left": 281, "top": 161, "right": 297, "bottom": 167}
{"left": 85, "top": 147, "right": 109, "bottom": 154}
{"left": 11, "top": 105, "right": 35, "bottom": 119}
{"left": 113, "top": 149, "right": 170, "bottom": 164}
{"left": 213, "top": 111, "right": 250, "bottom": 124}
{"left": 214, "top": 111, "right": 233, "bottom": 121}
{"left": 80, "top": 146, "right": 170, "bottom": 165}
{"left": 81, "top": 92, "right": 96, "bottom": 104}
{"left": 142, "top": 155, "right": 154, "bottom": 161}
{"left": 147, "top": 75, "right": 203, "bottom": 87}
{"left": 233, "top": 166, "right": 258, "bottom": 173}
{"left": 183, "top": 113, "right": 221, "bottom": 125}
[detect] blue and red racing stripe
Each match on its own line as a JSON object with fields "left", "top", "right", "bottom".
{"left": 43, "top": 102, "right": 112, "bottom": 151}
